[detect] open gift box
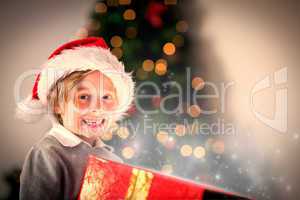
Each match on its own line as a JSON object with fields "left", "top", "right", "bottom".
{"left": 78, "top": 155, "right": 252, "bottom": 200}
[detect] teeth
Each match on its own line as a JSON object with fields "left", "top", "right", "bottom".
{"left": 83, "top": 119, "right": 105, "bottom": 126}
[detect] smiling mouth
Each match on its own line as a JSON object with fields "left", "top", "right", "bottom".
{"left": 82, "top": 118, "right": 106, "bottom": 128}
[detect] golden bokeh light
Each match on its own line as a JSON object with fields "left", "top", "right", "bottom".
{"left": 175, "top": 124, "right": 186, "bottom": 136}
{"left": 111, "top": 47, "right": 123, "bottom": 59}
{"left": 192, "top": 77, "right": 205, "bottom": 90}
{"left": 110, "top": 35, "right": 123, "bottom": 47}
{"left": 142, "top": 59, "right": 155, "bottom": 72}
{"left": 163, "top": 42, "right": 176, "bottom": 56}
{"left": 155, "top": 59, "right": 168, "bottom": 76}
{"left": 156, "top": 131, "right": 169, "bottom": 144}
{"left": 180, "top": 145, "right": 193, "bottom": 157}
{"left": 117, "top": 126, "right": 130, "bottom": 139}
{"left": 123, "top": 9, "right": 136, "bottom": 20}
{"left": 95, "top": 2, "right": 107, "bottom": 13}
{"left": 193, "top": 146, "right": 206, "bottom": 159}
{"left": 100, "top": 132, "right": 113, "bottom": 141}
{"left": 156, "top": 58, "right": 167, "bottom": 66}
{"left": 212, "top": 140, "right": 225, "bottom": 154}
{"left": 187, "top": 104, "right": 201, "bottom": 118}
{"left": 119, "top": 0, "right": 131, "bottom": 5}
{"left": 125, "top": 27, "right": 137, "bottom": 39}
{"left": 176, "top": 20, "right": 189, "bottom": 33}
{"left": 155, "top": 63, "right": 167, "bottom": 76}
{"left": 164, "top": 0, "right": 177, "bottom": 5}
{"left": 122, "top": 146, "right": 135, "bottom": 159}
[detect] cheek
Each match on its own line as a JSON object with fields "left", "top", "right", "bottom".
{"left": 104, "top": 100, "right": 118, "bottom": 110}
{"left": 75, "top": 98, "right": 91, "bottom": 110}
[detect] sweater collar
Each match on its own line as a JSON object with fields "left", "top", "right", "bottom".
{"left": 49, "top": 123, "right": 114, "bottom": 152}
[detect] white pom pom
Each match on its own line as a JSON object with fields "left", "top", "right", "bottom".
{"left": 15, "top": 96, "right": 47, "bottom": 123}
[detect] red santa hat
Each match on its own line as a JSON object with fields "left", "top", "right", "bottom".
{"left": 16, "top": 37, "right": 135, "bottom": 123}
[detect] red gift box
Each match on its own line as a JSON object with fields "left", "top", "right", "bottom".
{"left": 78, "top": 155, "right": 252, "bottom": 200}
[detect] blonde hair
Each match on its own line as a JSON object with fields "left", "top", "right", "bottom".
{"left": 47, "top": 70, "right": 91, "bottom": 125}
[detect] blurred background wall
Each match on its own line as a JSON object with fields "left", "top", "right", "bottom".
{"left": 0, "top": 0, "right": 94, "bottom": 197}
{"left": 0, "top": 0, "right": 299, "bottom": 199}
{"left": 200, "top": 1, "right": 300, "bottom": 199}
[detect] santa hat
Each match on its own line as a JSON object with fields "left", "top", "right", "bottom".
{"left": 16, "top": 37, "right": 135, "bottom": 123}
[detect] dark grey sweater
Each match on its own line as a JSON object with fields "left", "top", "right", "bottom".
{"left": 19, "top": 125, "right": 123, "bottom": 200}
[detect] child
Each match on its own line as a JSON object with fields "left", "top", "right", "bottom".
{"left": 16, "top": 37, "right": 135, "bottom": 199}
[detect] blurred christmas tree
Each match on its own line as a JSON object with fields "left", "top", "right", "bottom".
{"left": 84, "top": 0, "right": 195, "bottom": 88}
{"left": 82, "top": 0, "right": 212, "bottom": 177}
{"left": 76, "top": 2, "right": 256, "bottom": 198}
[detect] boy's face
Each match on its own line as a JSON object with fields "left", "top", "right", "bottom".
{"left": 59, "top": 70, "right": 118, "bottom": 139}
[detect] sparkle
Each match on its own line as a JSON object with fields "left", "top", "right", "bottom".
{"left": 215, "top": 174, "right": 221, "bottom": 181}
{"left": 133, "top": 142, "right": 139, "bottom": 149}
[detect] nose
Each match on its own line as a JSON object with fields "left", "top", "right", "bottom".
{"left": 90, "top": 96, "right": 102, "bottom": 114}
{"left": 97, "top": 96, "right": 104, "bottom": 109}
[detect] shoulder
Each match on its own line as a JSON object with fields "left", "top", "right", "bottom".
{"left": 21, "top": 134, "right": 67, "bottom": 183}
{"left": 35, "top": 133, "right": 66, "bottom": 153}
{"left": 20, "top": 135, "right": 65, "bottom": 199}
{"left": 25, "top": 134, "right": 66, "bottom": 166}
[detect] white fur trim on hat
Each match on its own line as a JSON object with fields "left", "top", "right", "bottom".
{"left": 15, "top": 95, "right": 46, "bottom": 123}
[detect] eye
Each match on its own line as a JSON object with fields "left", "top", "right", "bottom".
{"left": 102, "top": 94, "right": 113, "bottom": 100}
{"left": 79, "top": 94, "right": 90, "bottom": 101}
